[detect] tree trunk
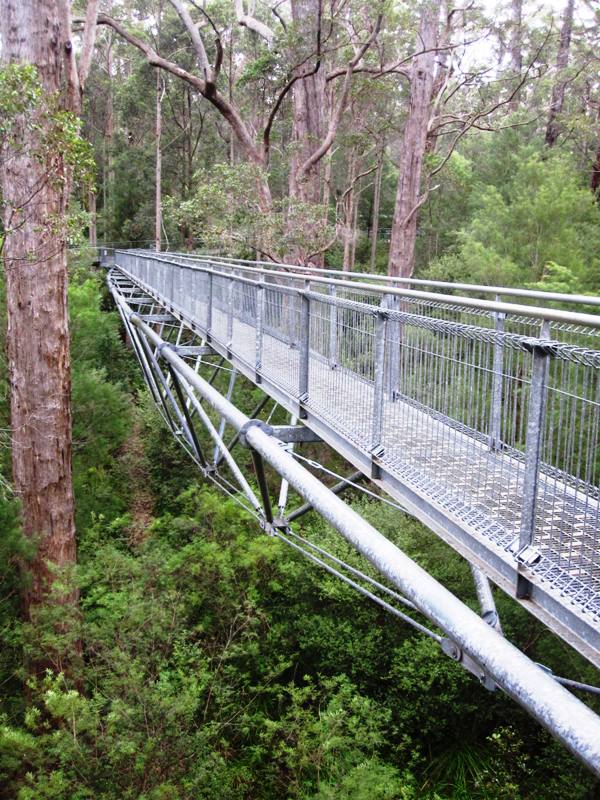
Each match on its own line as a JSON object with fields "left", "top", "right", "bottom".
{"left": 349, "top": 188, "right": 359, "bottom": 271}
{"left": 289, "top": 0, "right": 325, "bottom": 206}
{"left": 508, "top": 0, "right": 522, "bottom": 111}
{"left": 369, "top": 146, "right": 384, "bottom": 271}
{"left": 287, "top": 0, "right": 326, "bottom": 263}
{"left": 545, "top": 0, "right": 575, "bottom": 147}
{"left": 105, "top": 38, "right": 115, "bottom": 238}
{"left": 342, "top": 150, "right": 357, "bottom": 271}
{"left": 0, "top": 0, "right": 79, "bottom": 651}
{"left": 387, "top": 3, "right": 438, "bottom": 278}
{"left": 155, "top": 70, "right": 162, "bottom": 252}
{"left": 88, "top": 187, "right": 97, "bottom": 247}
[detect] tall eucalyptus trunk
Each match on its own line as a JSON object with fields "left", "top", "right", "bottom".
{"left": 0, "top": 0, "right": 79, "bottom": 645}
{"left": 387, "top": 3, "right": 438, "bottom": 278}
{"left": 155, "top": 70, "right": 163, "bottom": 252}
{"left": 288, "top": 0, "right": 326, "bottom": 263}
{"left": 545, "top": 0, "right": 575, "bottom": 147}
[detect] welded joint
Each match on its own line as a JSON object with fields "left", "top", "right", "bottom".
{"left": 482, "top": 609, "right": 500, "bottom": 628}
{"left": 441, "top": 638, "right": 496, "bottom": 692}
{"left": 157, "top": 342, "right": 173, "bottom": 357}
{"left": 239, "top": 419, "right": 274, "bottom": 448}
{"left": 268, "top": 515, "right": 289, "bottom": 535}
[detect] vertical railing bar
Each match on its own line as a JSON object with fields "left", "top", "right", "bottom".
{"left": 299, "top": 290, "right": 310, "bottom": 416}
{"left": 516, "top": 320, "right": 551, "bottom": 598}
{"left": 328, "top": 284, "right": 338, "bottom": 369}
{"left": 256, "top": 275, "right": 264, "bottom": 382}
{"left": 227, "top": 277, "right": 234, "bottom": 355}
{"left": 206, "top": 270, "right": 213, "bottom": 340}
{"left": 371, "top": 305, "right": 387, "bottom": 468}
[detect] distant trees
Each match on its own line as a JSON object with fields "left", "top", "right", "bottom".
{"left": 74, "top": 0, "right": 600, "bottom": 276}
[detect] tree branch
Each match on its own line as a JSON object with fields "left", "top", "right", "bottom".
{"left": 234, "top": 0, "right": 275, "bottom": 46}
{"left": 96, "top": 14, "right": 263, "bottom": 166}
{"left": 296, "top": 14, "right": 383, "bottom": 183}
{"left": 168, "top": 0, "right": 213, "bottom": 82}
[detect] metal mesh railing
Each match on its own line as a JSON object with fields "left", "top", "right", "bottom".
{"left": 114, "top": 250, "right": 600, "bottom": 617}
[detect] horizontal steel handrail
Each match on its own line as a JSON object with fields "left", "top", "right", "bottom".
{"left": 115, "top": 249, "right": 600, "bottom": 330}
{"left": 157, "top": 249, "right": 600, "bottom": 309}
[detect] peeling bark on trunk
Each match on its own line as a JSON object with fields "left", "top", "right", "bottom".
{"left": 387, "top": 3, "right": 438, "bottom": 278}
{"left": 0, "top": 0, "right": 79, "bottom": 645}
{"left": 545, "top": 0, "right": 575, "bottom": 147}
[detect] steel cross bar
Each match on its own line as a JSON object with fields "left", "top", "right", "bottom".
{"left": 287, "top": 470, "right": 367, "bottom": 523}
{"left": 123, "top": 305, "right": 600, "bottom": 775}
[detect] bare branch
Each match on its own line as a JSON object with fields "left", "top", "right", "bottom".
{"left": 296, "top": 14, "right": 383, "bottom": 183}
{"left": 428, "top": 32, "right": 549, "bottom": 180}
{"left": 96, "top": 14, "right": 262, "bottom": 167}
{"left": 168, "top": 0, "right": 213, "bottom": 81}
{"left": 234, "top": 0, "right": 275, "bottom": 46}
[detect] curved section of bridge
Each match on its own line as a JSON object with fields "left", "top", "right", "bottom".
{"left": 105, "top": 248, "right": 600, "bottom": 772}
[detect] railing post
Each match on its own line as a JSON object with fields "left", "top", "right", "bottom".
{"left": 206, "top": 271, "right": 213, "bottom": 340}
{"left": 328, "top": 284, "right": 338, "bottom": 369}
{"left": 516, "top": 320, "right": 551, "bottom": 598}
{"left": 227, "top": 278, "right": 234, "bottom": 354}
{"left": 371, "top": 306, "right": 387, "bottom": 476}
{"left": 298, "top": 291, "right": 310, "bottom": 417}
{"left": 255, "top": 275, "right": 264, "bottom": 383}
{"left": 383, "top": 294, "right": 399, "bottom": 400}
{"left": 489, "top": 298, "right": 506, "bottom": 451}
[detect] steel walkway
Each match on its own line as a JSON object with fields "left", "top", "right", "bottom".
{"left": 105, "top": 249, "right": 600, "bottom": 772}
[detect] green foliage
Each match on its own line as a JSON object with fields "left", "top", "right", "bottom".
{"left": 163, "top": 163, "right": 334, "bottom": 260}
{"left": 421, "top": 141, "right": 600, "bottom": 289}
{"left": 0, "top": 64, "right": 41, "bottom": 135}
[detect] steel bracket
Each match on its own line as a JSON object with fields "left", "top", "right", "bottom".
{"left": 508, "top": 539, "right": 541, "bottom": 567}
{"left": 370, "top": 444, "right": 385, "bottom": 479}
{"left": 239, "top": 418, "right": 274, "bottom": 448}
{"left": 522, "top": 338, "right": 556, "bottom": 357}
{"left": 172, "top": 345, "right": 215, "bottom": 357}
{"left": 271, "top": 425, "right": 322, "bottom": 444}
{"left": 140, "top": 313, "right": 172, "bottom": 322}
{"left": 441, "top": 638, "right": 496, "bottom": 691}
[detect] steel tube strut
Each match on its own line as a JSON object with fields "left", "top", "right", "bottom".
{"left": 125, "top": 308, "right": 600, "bottom": 775}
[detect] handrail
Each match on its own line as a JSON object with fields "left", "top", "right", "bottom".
{"left": 116, "top": 249, "right": 600, "bottom": 329}
{"left": 159, "top": 249, "right": 600, "bottom": 309}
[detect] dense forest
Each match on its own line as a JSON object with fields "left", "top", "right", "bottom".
{"left": 1, "top": 0, "right": 600, "bottom": 797}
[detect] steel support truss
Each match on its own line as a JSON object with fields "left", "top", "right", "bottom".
{"left": 108, "top": 267, "right": 600, "bottom": 775}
